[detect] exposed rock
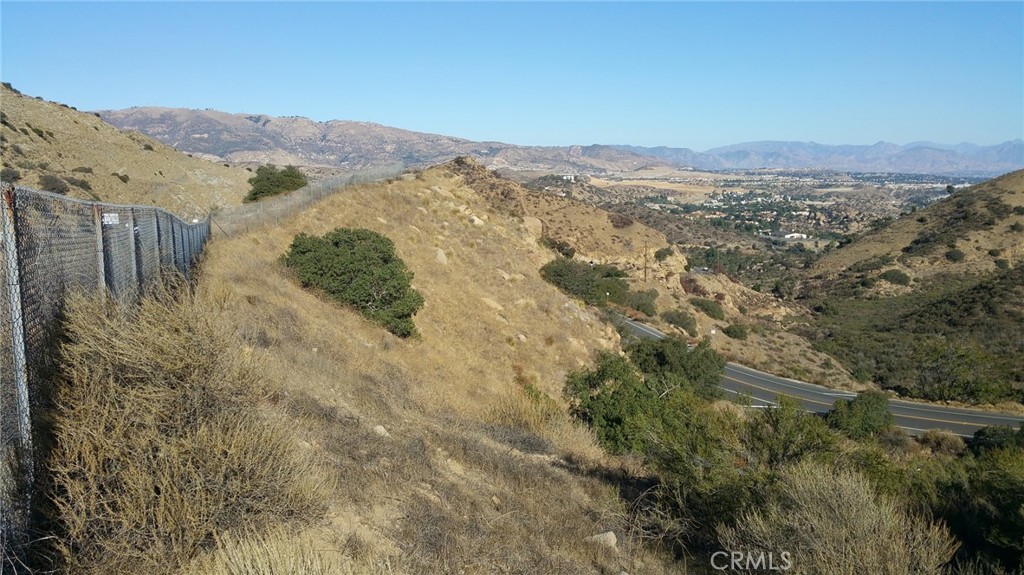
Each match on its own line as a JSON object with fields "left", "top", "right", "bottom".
{"left": 469, "top": 215, "right": 485, "bottom": 227}
{"left": 435, "top": 248, "right": 448, "bottom": 265}
{"left": 523, "top": 216, "right": 543, "bottom": 238}
{"left": 373, "top": 425, "right": 391, "bottom": 439}
{"left": 585, "top": 531, "right": 617, "bottom": 551}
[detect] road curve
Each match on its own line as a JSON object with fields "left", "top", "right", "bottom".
{"left": 618, "top": 317, "right": 1024, "bottom": 437}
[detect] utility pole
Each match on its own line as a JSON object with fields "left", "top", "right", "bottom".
{"left": 643, "top": 241, "right": 649, "bottom": 282}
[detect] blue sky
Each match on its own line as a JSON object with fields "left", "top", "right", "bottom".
{"left": 1, "top": 2, "right": 1021, "bottom": 150}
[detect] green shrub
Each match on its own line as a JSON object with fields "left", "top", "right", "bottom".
{"left": 244, "top": 165, "right": 307, "bottom": 203}
{"left": 142, "top": 143, "right": 154, "bottom": 151}
{"left": 1, "top": 166, "right": 21, "bottom": 182}
{"left": 967, "top": 446, "right": 1024, "bottom": 557}
{"left": 879, "top": 269, "right": 911, "bottom": 286}
{"left": 623, "top": 288, "right": 658, "bottom": 316}
{"left": 988, "top": 248, "right": 1003, "bottom": 257}
{"left": 540, "top": 257, "right": 628, "bottom": 306}
{"left": 563, "top": 352, "right": 651, "bottom": 454}
{"left": 284, "top": 228, "right": 424, "bottom": 337}
{"left": 827, "top": 390, "right": 893, "bottom": 440}
{"left": 691, "top": 297, "right": 725, "bottom": 320}
{"left": 1010, "top": 222, "right": 1024, "bottom": 233}
{"left": 971, "top": 425, "right": 1024, "bottom": 455}
{"left": 39, "top": 173, "right": 69, "bottom": 194}
{"left": 661, "top": 309, "right": 697, "bottom": 337}
{"left": 994, "top": 259, "right": 1009, "bottom": 270}
{"left": 71, "top": 166, "right": 94, "bottom": 174}
{"left": 654, "top": 246, "right": 674, "bottom": 262}
{"left": 1014, "top": 206, "right": 1024, "bottom": 216}
{"left": 626, "top": 337, "right": 725, "bottom": 399}
{"left": 722, "top": 324, "right": 748, "bottom": 340}
{"left": 945, "top": 248, "right": 965, "bottom": 262}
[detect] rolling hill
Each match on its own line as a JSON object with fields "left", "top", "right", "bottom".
{"left": 0, "top": 84, "right": 250, "bottom": 218}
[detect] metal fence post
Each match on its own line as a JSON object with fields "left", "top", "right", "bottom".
{"left": 1, "top": 185, "right": 32, "bottom": 547}
{"left": 93, "top": 205, "right": 106, "bottom": 292}
{"left": 127, "top": 209, "right": 140, "bottom": 296}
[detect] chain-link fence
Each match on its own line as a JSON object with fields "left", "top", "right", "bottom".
{"left": 0, "top": 183, "right": 210, "bottom": 561}
{"left": 0, "top": 163, "right": 402, "bottom": 562}
{"left": 213, "top": 163, "right": 404, "bottom": 236}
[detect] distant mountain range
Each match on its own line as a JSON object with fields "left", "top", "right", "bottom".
{"left": 99, "top": 107, "right": 1023, "bottom": 176}
{"left": 613, "top": 140, "right": 1024, "bottom": 175}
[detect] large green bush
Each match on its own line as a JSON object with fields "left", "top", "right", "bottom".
{"left": 626, "top": 337, "right": 724, "bottom": 399}
{"left": 284, "top": 228, "right": 424, "bottom": 337}
{"left": 244, "top": 165, "right": 307, "bottom": 203}
{"left": 539, "top": 257, "right": 629, "bottom": 306}
{"left": 827, "top": 390, "right": 893, "bottom": 440}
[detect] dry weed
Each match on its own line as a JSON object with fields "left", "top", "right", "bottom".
{"left": 47, "top": 282, "right": 327, "bottom": 574}
{"left": 187, "top": 527, "right": 341, "bottom": 575}
{"left": 718, "top": 460, "right": 958, "bottom": 575}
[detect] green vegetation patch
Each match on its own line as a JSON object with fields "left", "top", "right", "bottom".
{"left": 244, "top": 164, "right": 307, "bottom": 203}
{"left": 722, "top": 324, "right": 748, "bottom": 340}
{"left": 803, "top": 266, "right": 1024, "bottom": 404}
{"left": 284, "top": 228, "right": 424, "bottom": 337}
{"left": 540, "top": 257, "right": 660, "bottom": 316}
{"left": 690, "top": 297, "right": 725, "bottom": 320}
{"left": 661, "top": 308, "right": 697, "bottom": 337}
{"left": 827, "top": 390, "right": 893, "bottom": 440}
{"left": 879, "top": 269, "right": 911, "bottom": 286}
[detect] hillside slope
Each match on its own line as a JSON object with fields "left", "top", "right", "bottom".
{"left": 1, "top": 84, "right": 250, "bottom": 217}
{"left": 444, "top": 158, "right": 857, "bottom": 389}
{"left": 814, "top": 169, "right": 1024, "bottom": 284}
{"left": 190, "top": 164, "right": 680, "bottom": 573}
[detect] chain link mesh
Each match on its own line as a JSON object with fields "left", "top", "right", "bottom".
{"left": 1, "top": 164, "right": 394, "bottom": 554}
{"left": 0, "top": 183, "right": 211, "bottom": 555}
{"left": 214, "top": 164, "right": 404, "bottom": 235}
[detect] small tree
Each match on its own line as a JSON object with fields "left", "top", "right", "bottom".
{"left": 827, "top": 390, "right": 893, "bottom": 440}
{"left": 284, "top": 228, "right": 423, "bottom": 337}
{"left": 244, "top": 165, "right": 307, "bottom": 202}
{"left": 743, "top": 395, "right": 835, "bottom": 471}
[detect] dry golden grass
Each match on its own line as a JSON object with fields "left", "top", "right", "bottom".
{"left": 187, "top": 528, "right": 344, "bottom": 575}
{"left": 47, "top": 282, "right": 328, "bottom": 575}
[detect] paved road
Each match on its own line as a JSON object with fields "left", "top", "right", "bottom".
{"left": 619, "top": 317, "right": 1024, "bottom": 437}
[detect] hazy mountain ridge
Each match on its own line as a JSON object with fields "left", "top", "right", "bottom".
{"left": 616, "top": 140, "right": 1023, "bottom": 175}
{"left": 99, "top": 108, "right": 659, "bottom": 174}
{"left": 100, "top": 107, "right": 1022, "bottom": 176}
